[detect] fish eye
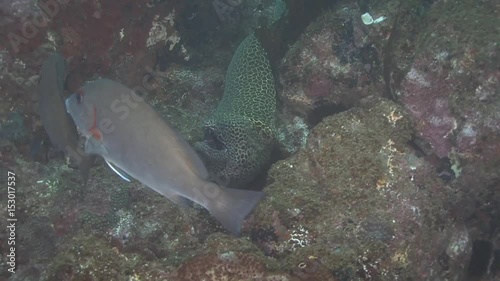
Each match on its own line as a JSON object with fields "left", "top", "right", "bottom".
{"left": 76, "top": 89, "right": 84, "bottom": 104}
{"left": 204, "top": 126, "right": 226, "bottom": 150}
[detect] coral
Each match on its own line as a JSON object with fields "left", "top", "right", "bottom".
{"left": 196, "top": 33, "right": 277, "bottom": 187}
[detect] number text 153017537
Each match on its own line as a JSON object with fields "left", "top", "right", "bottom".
{"left": 7, "top": 171, "right": 16, "bottom": 274}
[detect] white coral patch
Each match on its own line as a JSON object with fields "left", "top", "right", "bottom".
{"left": 146, "top": 11, "right": 178, "bottom": 50}
{"left": 146, "top": 10, "right": 190, "bottom": 61}
{"left": 406, "top": 67, "right": 430, "bottom": 87}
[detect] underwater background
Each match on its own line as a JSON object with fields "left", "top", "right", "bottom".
{"left": 0, "top": 0, "right": 499, "bottom": 280}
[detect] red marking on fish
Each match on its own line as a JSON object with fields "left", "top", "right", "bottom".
{"left": 88, "top": 106, "right": 102, "bottom": 141}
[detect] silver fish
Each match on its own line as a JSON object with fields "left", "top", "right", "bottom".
{"left": 37, "top": 53, "right": 94, "bottom": 184}
{"left": 65, "top": 78, "right": 263, "bottom": 235}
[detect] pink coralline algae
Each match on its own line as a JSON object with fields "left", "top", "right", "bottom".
{"left": 306, "top": 71, "right": 334, "bottom": 99}
{"left": 399, "top": 58, "right": 458, "bottom": 158}
{"left": 455, "top": 70, "right": 500, "bottom": 161}
{"left": 279, "top": 6, "right": 386, "bottom": 120}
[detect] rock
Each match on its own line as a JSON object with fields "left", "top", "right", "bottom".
{"left": 278, "top": 3, "right": 391, "bottom": 124}
{"left": 252, "top": 97, "right": 469, "bottom": 280}
{"left": 395, "top": 3, "right": 500, "bottom": 277}
{"left": 0, "top": 111, "right": 29, "bottom": 143}
{"left": 175, "top": 252, "right": 275, "bottom": 281}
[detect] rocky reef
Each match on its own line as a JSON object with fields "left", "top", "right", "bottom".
{"left": 0, "top": 0, "right": 499, "bottom": 280}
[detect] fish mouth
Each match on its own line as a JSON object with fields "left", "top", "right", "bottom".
{"left": 64, "top": 95, "right": 86, "bottom": 137}
{"left": 64, "top": 96, "right": 71, "bottom": 114}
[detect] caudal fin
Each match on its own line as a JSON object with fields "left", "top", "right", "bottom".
{"left": 206, "top": 184, "right": 264, "bottom": 236}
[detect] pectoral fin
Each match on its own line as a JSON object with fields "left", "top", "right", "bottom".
{"left": 84, "top": 135, "right": 109, "bottom": 156}
{"left": 104, "top": 159, "right": 132, "bottom": 182}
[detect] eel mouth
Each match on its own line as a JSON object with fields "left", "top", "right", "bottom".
{"left": 203, "top": 126, "right": 226, "bottom": 151}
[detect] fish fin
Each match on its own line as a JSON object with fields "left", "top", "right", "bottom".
{"left": 171, "top": 129, "right": 209, "bottom": 179}
{"left": 205, "top": 183, "right": 264, "bottom": 236}
{"left": 185, "top": 150, "right": 209, "bottom": 179}
{"left": 104, "top": 159, "right": 131, "bottom": 182}
{"left": 84, "top": 136, "right": 109, "bottom": 156}
{"left": 165, "top": 192, "right": 193, "bottom": 208}
{"left": 79, "top": 154, "right": 96, "bottom": 186}
{"left": 29, "top": 131, "right": 44, "bottom": 161}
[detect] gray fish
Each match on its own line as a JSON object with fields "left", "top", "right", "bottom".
{"left": 65, "top": 78, "right": 263, "bottom": 235}
{"left": 37, "top": 53, "right": 94, "bottom": 184}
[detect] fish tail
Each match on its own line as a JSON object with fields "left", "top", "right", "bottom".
{"left": 78, "top": 154, "right": 96, "bottom": 186}
{"left": 202, "top": 182, "right": 264, "bottom": 236}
